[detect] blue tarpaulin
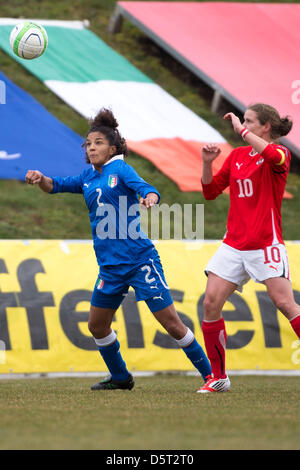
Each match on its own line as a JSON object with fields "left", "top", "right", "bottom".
{"left": 0, "top": 70, "right": 86, "bottom": 180}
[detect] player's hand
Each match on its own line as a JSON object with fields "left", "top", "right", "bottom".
{"left": 201, "top": 144, "right": 221, "bottom": 163}
{"left": 25, "top": 170, "right": 44, "bottom": 185}
{"left": 223, "top": 112, "right": 243, "bottom": 134}
{"left": 140, "top": 193, "right": 159, "bottom": 209}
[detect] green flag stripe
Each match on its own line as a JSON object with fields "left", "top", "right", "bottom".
{"left": 0, "top": 25, "right": 151, "bottom": 83}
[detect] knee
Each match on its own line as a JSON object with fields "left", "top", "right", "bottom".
{"left": 88, "top": 319, "right": 108, "bottom": 338}
{"left": 166, "top": 319, "right": 186, "bottom": 339}
{"left": 154, "top": 305, "right": 187, "bottom": 339}
{"left": 160, "top": 314, "right": 187, "bottom": 339}
{"left": 203, "top": 294, "right": 219, "bottom": 319}
{"left": 271, "top": 296, "right": 293, "bottom": 316}
{"left": 88, "top": 319, "right": 98, "bottom": 337}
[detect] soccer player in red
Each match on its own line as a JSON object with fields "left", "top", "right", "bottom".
{"left": 197, "top": 103, "right": 300, "bottom": 393}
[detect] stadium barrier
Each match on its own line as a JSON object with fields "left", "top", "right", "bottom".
{"left": 0, "top": 240, "right": 299, "bottom": 374}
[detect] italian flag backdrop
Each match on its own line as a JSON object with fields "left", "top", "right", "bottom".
{"left": 0, "top": 19, "right": 232, "bottom": 192}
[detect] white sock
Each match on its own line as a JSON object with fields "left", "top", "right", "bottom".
{"left": 94, "top": 330, "right": 117, "bottom": 347}
{"left": 174, "top": 328, "right": 195, "bottom": 347}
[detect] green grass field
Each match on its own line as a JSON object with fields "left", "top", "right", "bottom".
{"left": 0, "top": 375, "right": 299, "bottom": 450}
{"left": 0, "top": 0, "right": 300, "bottom": 240}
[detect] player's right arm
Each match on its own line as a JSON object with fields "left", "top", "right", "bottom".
{"left": 25, "top": 170, "right": 54, "bottom": 193}
{"left": 202, "top": 144, "right": 221, "bottom": 184}
{"left": 25, "top": 170, "right": 83, "bottom": 194}
{"left": 201, "top": 145, "right": 231, "bottom": 200}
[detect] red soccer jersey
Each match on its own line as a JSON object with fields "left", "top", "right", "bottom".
{"left": 202, "top": 143, "right": 291, "bottom": 250}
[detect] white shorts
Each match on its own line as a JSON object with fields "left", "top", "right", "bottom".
{"left": 205, "top": 242, "right": 290, "bottom": 291}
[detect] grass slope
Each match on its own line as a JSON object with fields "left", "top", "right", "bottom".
{"left": 0, "top": 0, "right": 299, "bottom": 240}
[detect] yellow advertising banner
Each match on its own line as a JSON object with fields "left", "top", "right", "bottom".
{"left": 0, "top": 240, "right": 299, "bottom": 374}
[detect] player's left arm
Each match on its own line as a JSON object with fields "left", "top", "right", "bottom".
{"left": 120, "top": 164, "right": 160, "bottom": 208}
{"left": 224, "top": 112, "right": 270, "bottom": 154}
{"left": 260, "top": 144, "right": 291, "bottom": 172}
{"left": 223, "top": 112, "right": 291, "bottom": 170}
{"left": 239, "top": 134, "right": 290, "bottom": 171}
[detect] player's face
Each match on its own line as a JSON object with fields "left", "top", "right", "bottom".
{"left": 85, "top": 132, "right": 116, "bottom": 167}
{"left": 243, "top": 110, "right": 270, "bottom": 138}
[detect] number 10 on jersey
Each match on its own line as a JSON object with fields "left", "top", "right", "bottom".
{"left": 237, "top": 178, "right": 253, "bottom": 198}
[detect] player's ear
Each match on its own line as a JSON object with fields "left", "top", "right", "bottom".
{"left": 110, "top": 145, "right": 117, "bottom": 156}
{"left": 264, "top": 121, "right": 271, "bottom": 134}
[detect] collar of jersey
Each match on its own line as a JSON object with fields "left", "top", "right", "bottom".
{"left": 249, "top": 148, "right": 258, "bottom": 157}
{"left": 103, "top": 154, "right": 124, "bottom": 166}
{"left": 92, "top": 154, "right": 124, "bottom": 171}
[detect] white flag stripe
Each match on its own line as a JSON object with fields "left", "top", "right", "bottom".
{"left": 45, "top": 79, "right": 226, "bottom": 143}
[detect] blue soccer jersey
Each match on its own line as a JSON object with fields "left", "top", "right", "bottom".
{"left": 50, "top": 155, "right": 160, "bottom": 267}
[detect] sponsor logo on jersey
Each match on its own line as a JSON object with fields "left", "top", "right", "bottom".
{"left": 108, "top": 175, "right": 118, "bottom": 188}
{"left": 236, "top": 162, "right": 243, "bottom": 170}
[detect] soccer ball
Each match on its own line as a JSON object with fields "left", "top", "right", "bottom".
{"left": 9, "top": 22, "right": 48, "bottom": 60}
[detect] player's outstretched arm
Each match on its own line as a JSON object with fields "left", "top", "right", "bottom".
{"left": 140, "top": 192, "right": 159, "bottom": 209}
{"left": 25, "top": 170, "right": 54, "bottom": 193}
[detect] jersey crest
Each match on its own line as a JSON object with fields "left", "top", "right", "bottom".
{"left": 108, "top": 175, "right": 118, "bottom": 188}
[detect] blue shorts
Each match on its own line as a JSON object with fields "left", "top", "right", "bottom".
{"left": 91, "top": 250, "right": 173, "bottom": 313}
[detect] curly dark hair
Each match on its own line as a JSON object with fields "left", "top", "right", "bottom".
{"left": 83, "top": 108, "right": 128, "bottom": 163}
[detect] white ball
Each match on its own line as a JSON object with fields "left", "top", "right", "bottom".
{"left": 9, "top": 21, "right": 48, "bottom": 60}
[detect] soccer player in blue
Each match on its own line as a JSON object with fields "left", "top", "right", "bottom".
{"left": 25, "top": 108, "right": 211, "bottom": 391}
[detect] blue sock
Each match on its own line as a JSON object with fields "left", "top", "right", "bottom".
{"left": 182, "top": 339, "right": 211, "bottom": 381}
{"left": 98, "top": 339, "right": 130, "bottom": 381}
